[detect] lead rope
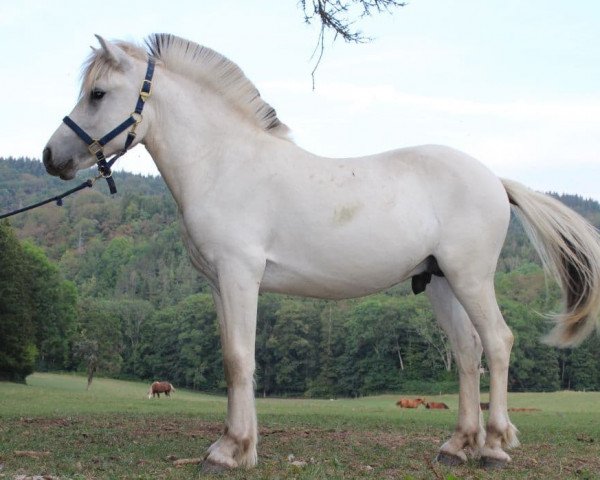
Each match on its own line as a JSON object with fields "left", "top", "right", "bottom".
{"left": 0, "top": 174, "right": 103, "bottom": 220}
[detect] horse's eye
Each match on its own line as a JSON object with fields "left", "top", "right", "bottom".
{"left": 91, "top": 89, "right": 105, "bottom": 101}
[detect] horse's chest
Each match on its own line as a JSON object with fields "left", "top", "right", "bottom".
{"left": 179, "top": 219, "right": 219, "bottom": 289}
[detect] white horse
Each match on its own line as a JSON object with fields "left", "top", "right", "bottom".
{"left": 43, "top": 34, "right": 600, "bottom": 470}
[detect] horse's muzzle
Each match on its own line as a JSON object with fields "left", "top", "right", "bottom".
{"left": 43, "top": 147, "right": 75, "bottom": 179}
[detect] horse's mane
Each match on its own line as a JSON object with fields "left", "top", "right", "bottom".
{"left": 82, "top": 34, "right": 291, "bottom": 140}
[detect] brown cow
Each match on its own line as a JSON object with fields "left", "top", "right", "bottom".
{"left": 396, "top": 398, "right": 425, "bottom": 408}
{"left": 480, "top": 402, "right": 490, "bottom": 410}
{"left": 425, "top": 401, "right": 449, "bottom": 410}
{"left": 148, "top": 381, "right": 176, "bottom": 399}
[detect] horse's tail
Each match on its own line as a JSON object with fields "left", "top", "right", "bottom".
{"left": 502, "top": 179, "right": 600, "bottom": 347}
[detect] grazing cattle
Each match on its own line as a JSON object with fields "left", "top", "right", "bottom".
{"left": 396, "top": 398, "right": 425, "bottom": 408}
{"left": 148, "top": 381, "right": 175, "bottom": 399}
{"left": 480, "top": 402, "right": 490, "bottom": 411}
{"left": 426, "top": 402, "right": 449, "bottom": 410}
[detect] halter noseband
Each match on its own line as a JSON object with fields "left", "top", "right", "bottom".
{"left": 62, "top": 58, "right": 155, "bottom": 194}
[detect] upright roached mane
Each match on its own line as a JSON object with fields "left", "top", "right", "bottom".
{"left": 44, "top": 33, "right": 600, "bottom": 473}
{"left": 82, "top": 34, "right": 290, "bottom": 139}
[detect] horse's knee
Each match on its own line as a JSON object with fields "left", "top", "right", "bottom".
{"left": 502, "top": 326, "right": 514, "bottom": 351}
{"left": 223, "top": 351, "right": 255, "bottom": 385}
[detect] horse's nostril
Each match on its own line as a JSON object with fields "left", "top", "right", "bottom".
{"left": 43, "top": 147, "right": 52, "bottom": 166}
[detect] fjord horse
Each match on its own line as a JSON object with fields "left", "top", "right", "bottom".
{"left": 396, "top": 398, "right": 425, "bottom": 408}
{"left": 43, "top": 34, "right": 600, "bottom": 471}
{"left": 426, "top": 402, "right": 450, "bottom": 410}
{"left": 148, "top": 381, "right": 175, "bottom": 399}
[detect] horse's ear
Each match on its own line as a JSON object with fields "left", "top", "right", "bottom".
{"left": 95, "top": 34, "right": 132, "bottom": 70}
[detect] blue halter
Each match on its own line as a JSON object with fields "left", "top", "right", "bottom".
{"left": 62, "top": 58, "right": 155, "bottom": 194}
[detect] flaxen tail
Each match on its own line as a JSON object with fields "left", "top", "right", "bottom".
{"left": 502, "top": 179, "right": 600, "bottom": 347}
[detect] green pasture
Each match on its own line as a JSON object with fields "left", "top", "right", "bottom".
{"left": 0, "top": 373, "right": 599, "bottom": 479}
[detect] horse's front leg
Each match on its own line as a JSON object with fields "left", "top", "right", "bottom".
{"left": 203, "top": 261, "right": 263, "bottom": 471}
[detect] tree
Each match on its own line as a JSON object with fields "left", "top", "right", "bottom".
{"left": 501, "top": 299, "right": 560, "bottom": 392}
{"left": 266, "top": 298, "right": 322, "bottom": 395}
{"left": 300, "top": 0, "right": 407, "bottom": 85}
{"left": 559, "top": 336, "right": 600, "bottom": 391}
{"left": 138, "top": 294, "right": 222, "bottom": 391}
{"left": 255, "top": 294, "right": 282, "bottom": 397}
{"left": 301, "top": 0, "right": 406, "bottom": 43}
{"left": 22, "top": 241, "right": 77, "bottom": 371}
{"left": 0, "top": 221, "right": 36, "bottom": 382}
{"left": 115, "top": 299, "right": 155, "bottom": 377}
{"left": 74, "top": 300, "right": 124, "bottom": 389}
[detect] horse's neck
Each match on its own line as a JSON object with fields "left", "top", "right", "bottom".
{"left": 142, "top": 72, "right": 270, "bottom": 205}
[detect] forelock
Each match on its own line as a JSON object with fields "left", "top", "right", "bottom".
{"left": 79, "top": 41, "right": 148, "bottom": 99}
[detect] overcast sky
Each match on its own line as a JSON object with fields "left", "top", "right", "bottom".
{"left": 1, "top": 0, "right": 599, "bottom": 200}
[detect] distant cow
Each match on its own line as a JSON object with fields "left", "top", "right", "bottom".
{"left": 425, "top": 401, "right": 449, "bottom": 410}
{"left": 396, "top": 398, "right": 425, "bottom": 408}
{"left": 480, "top": 402, "right": 490, "bottom": 410}
{"left": 148, "top": 381, "right": 175, "bottom": 399}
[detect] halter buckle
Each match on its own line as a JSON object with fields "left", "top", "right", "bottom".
{"left": 140, "top": 80, "right": 152, "bottom": 101}
{"left": 88, "top": 140, "right": 103, "bottom": 156}
{"left": 131, "top": 112, "right": 143, "bottom": 124}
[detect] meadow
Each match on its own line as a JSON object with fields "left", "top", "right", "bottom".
{"left": 0, "top": 373, "right": 599, "bottom": 479}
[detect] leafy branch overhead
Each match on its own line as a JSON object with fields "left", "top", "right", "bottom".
{"left": 299, "top": 0, "right": 407, "bottom": 86}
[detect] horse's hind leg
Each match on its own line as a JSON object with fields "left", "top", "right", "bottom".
{"left": 447, "top": 276, "right": 518, "bottom": 467}
{"left": 426, "top": 276, "right": 485, "bottom": 464}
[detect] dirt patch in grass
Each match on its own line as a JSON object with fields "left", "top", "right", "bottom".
{"left": 1, "top": 415, "right": 599, "bottom": 479}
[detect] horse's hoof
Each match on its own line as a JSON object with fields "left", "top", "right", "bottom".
{"left": 201, "top": 459, "right": 230, "bottom": 474}
{"left": 480, "top": 456, "right": 508, "bottom": 469}
{"left": 436, "top": 451, "right": 465, "bottom": 466}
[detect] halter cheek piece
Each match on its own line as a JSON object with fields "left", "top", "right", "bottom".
{"left": 62, "top": 58, "right": 155, "bottom": 194}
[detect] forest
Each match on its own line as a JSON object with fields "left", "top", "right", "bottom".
{"left": 1, "top": 156, "right": 599, "bottom": 395}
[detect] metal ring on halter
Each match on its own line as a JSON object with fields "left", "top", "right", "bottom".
{"left": 99, "top": 167, "right": 113, "bottom": 179}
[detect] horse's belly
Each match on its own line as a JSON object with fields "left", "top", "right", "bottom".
{"left": 260, "top": 241, "right": 431, "bottom": 299}
{"left": 260, "top": 196, "right": 438, "bottom": 299}
{"left": 260, "top": 268, "right": 408, "bottom": 299}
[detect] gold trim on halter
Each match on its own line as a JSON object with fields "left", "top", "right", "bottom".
{"left": 88, "top": 140, "right": 103, "bottom": 156}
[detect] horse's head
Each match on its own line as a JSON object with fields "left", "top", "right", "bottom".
{"left": 44, "top": 36, "right": 153, "bottom": 180}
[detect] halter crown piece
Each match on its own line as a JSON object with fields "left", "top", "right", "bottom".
{"left": 62, "top": 57, "right": 156, "bottom": 194}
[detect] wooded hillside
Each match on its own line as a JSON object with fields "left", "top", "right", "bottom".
{"left": 1, "top": 156, "right": 599, "bottom": 394}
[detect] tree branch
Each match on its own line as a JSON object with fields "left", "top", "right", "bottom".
{"left": 300, "top": 0, "right": 407, "bottom": 88}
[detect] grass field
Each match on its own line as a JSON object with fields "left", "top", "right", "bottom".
{"left": 0, "top": 373, "right": 599, "bottom": 479}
